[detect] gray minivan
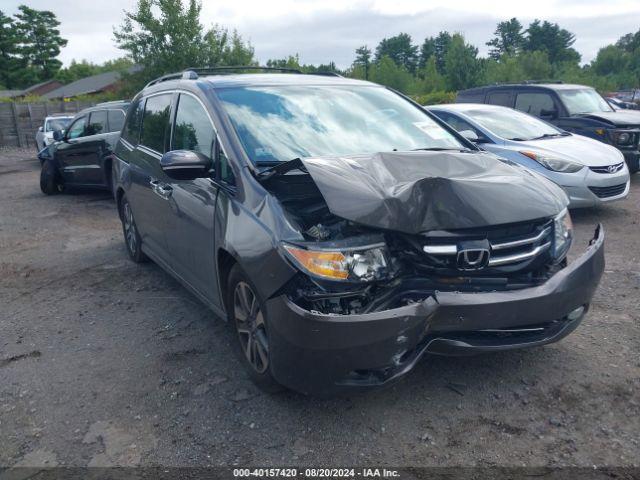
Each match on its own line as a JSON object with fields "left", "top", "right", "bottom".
{"left": 112, "top": 68, "right": 604, "bottom": 395}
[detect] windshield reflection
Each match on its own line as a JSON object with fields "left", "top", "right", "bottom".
{"left": 216, "top": 85, "right": 464, "bottom": 163}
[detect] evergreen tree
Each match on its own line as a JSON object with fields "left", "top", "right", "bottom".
{"left": 13, "top": 5, "right": 67, "bottom": 84}
{"left": 523, "top": 20, "right": 580, "bottom": 65}
{"left": 0, "top": 10, "right": 18, "bottom": 88}
{"left": 374, "top": 33, "right": 419, "bottom": 73}
{"left": 486, "top": 18, "right": 525, "bottom": 60}
{"left": 444, "top": 34, "right": 481, "bottom": 90}
{"left": 354, "top": 45, "right": 372, "bottom": 79}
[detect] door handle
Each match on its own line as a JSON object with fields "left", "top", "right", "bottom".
{"left": 150, "top": 179, "right": 173, "bottom": 199}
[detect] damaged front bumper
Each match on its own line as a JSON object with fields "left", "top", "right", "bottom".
{"left": 265, "top": 225, "right": 605, "bottom": 395}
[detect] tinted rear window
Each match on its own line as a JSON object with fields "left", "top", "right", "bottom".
{"left": 87, "top": 110, "right": 107, "bottom": 135}
{"left": 486, "top": 91, "right": 512, "bottom": 107}
{"left": 108, "top": 109, "right": 126, "bottom": 133}
{"left": 515, "top": 92, "right": 556, "bottom": 116}
{"left": 122, "top": 99, "right": 143, "bottom": 144}
{"left": 140, "top": 94, "right": 172, "bottom": 153}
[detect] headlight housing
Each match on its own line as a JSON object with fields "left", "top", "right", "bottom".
{"left": 283, "top": 243, "right": 389, "bottom": 282}
{"left": 613, "top": 130, "right": 636, "bottom": 146}
{"left": 552, "top": 208, "right": 573, "bottom": 261}
{"left": 520, "top": 151, "right": 584, "bottom": 173}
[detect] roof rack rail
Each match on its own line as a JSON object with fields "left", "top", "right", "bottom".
{"left": 184, "top": 66, "right": 304, "bottom": 75}
{"left": 523, "top": 80, "right": 563, "bottom": 84}
{"left": 144, "top": 66, "right": 305, "bottom": 88}
{"left": 312, "top": 71, "right": 343, "bottom": 77}
{"left": 95, "top": 99, "right": 130, "bottom": 106}
{"left": 489, "top": 80, "right": 564, "bottom": 86}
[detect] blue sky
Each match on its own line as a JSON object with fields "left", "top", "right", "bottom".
{"left": 3, "top": 0, "right": 640, "bottom": 67}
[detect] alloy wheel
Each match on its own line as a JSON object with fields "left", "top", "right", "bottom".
{"left": 233, "top": 281, "right": 269, "bottom": 374}
{"left": 122, "top": 201, "right": 137, "bottom": 254}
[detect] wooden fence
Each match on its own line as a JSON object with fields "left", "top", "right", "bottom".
{"left": 0, "top": 100, "right": 97, "bottom": 149}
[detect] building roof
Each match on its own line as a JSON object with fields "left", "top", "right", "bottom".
{"left": 42, "top": 65, "right": 140, "bottom": 100}
{"left": 22, "top": 79, "right": 63, "bottom": 96}
{"left": 0, "top": 89, "right": 24, "bottom": 98}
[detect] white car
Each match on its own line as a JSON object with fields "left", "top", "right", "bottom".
{"left": 35, "top": 115, "right": 74, "bottom": 151}
{"left": 427, "top": 104, "right": 630, "bottom": 208}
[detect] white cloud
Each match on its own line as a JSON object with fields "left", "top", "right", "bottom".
{"left": 2, "top": 0, "right": 639, "bottom": 67}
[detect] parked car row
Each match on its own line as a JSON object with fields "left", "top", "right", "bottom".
{"left": 35, "top": 114, "right": 74, "bottom": 151}
{"left": 37, "top": 70, "right": 614, "bottom": 395}
{"left": 37, "top": 100, "right": 129, "bottom": 194}
{"left": 456, "top": 82, "right": 640, "bottom": 173}
{"left": 427, "top": 104, "right": 630, "bottom": 208}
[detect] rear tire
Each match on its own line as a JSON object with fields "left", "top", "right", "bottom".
{"left": 119, "top": 195, "right": 148, "bottom": 263}
{"left": 227, "top": 264, "right": 282, "bottom": 393}
{"left": 39, "top": 160, "right": 61, "bottom": 195}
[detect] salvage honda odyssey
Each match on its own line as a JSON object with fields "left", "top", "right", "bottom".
{"left": 112, "top": 68, "right": 605, "bottom": 395}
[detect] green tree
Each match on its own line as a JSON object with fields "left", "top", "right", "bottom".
{"left": 433, "top": 31, "right": 452, "bottom": 73}
{"left": 444, "top": 34, "right": 481, "bottom": 90}
{"left": 370, "top": 55, "right": 413, "bottom": 92}
{"left": 266, "top": 54, "right": 301, "bottom": 70}
{"left": 591, "top": 45, "right": 628, "bottom": 76}
{"left": 374, "top": 33, "right": 419, "bottom": 73}
{"left": 419, "top": 37, "right": 436, "bottom": 69}
{"left": 616, "top": 31, "right": 640, "bottom": 53}
{"left": 114, "top": 0, "right": 254, "bottom": 81}
{"left": 13, "top": 5, "right": 67, "bottom": 84}
{"left": 415, "top": 55, "right": 446, "bottom": 93}
{"left": 524, "top": 20, "right": 580, "bottom": 65}
{"left": 55, "top": 59, "right": 100, "bottom": 84}
{"left": 486, "top": 18, "right": 524, "bottom": 59}
{"left": 0, "top": 10, "right": 19, "bottom": 88}
{"left": 519, "top": 50, "right": 552, "bottom": 79}
{"left": 202, "top": 27, "right": 255, "bottom": 67}
{"left": 483, "top": 55, "right": 524, "bottom": 83}
{"left": 353, "top": 45, "right": 372, "bottom": 79}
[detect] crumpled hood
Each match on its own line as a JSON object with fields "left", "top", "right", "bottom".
{"left": 300, "top": 151, "right": 568, "bottom": 234}
{"left": 578, "top": 110, "right": 640, "bottom": 127}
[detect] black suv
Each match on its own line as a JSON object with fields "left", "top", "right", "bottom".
{"left": 457, "top": 83, "right": 640, "bottom": 173}
{"left": 38, "top": 101, "right": 130, "bottom": 194}
{"left": 113, "top": 68, "right": 604, "bottom": 395}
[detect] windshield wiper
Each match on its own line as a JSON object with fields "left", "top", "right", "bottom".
{"left": 530, "top": 133, "right": 568, "bottom": 140}
{"left": 411, "top": 147, "right": 474, "bottom": 153}
{"left": 255, "top": 158, "right": 307, "bottom": 181}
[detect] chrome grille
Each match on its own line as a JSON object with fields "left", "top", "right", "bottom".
{"left": 422, "top": 222, "right": 553, "bottom": 270}
{"left": 589, "top": 162, "right": 625, "bottom": 174}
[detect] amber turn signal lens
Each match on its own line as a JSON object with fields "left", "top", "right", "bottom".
{"left": 283, "top": 245, "right": 349, "bottom": 280}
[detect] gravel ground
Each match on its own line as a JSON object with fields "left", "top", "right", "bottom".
{"left": 1, "top": 148, "right": 638, "bottom": 469}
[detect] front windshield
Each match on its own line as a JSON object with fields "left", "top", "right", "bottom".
{"left": 463, "top": 108, "right": 564, "bottom": 141}
{"left": 215, "top": 85, "right": 465, "bottom": 164}
{"left": 557, "top": 88, "right": 614, "bottom": 115}
{"left": 45, "top": 117, "right": 72, "bottom": 132}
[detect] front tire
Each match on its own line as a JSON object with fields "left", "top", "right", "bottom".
{"left": 39, "top": 160, "right": 61, "bottom": 195}
{"left": 119, "top": 195, "right": 148, "bottom": 263}
{"left": 227, "top": 264, "right": 282, "bottom": 392}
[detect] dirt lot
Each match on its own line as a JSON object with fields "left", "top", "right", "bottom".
{"left": 1, "top": 147, "right": 639, "bottom": 469}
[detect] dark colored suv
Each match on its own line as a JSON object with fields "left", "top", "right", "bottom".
{"left": 38, "top": 101, "right": 130, "bottom": 194}
{"left": 456, "top": 83, "right": 640, "bottom": 173}
{"left": 113, "top": 68, "right": 604, "bottom": 395}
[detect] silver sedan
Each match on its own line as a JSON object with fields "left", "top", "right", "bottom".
{"left": 427, "top": 103, "right": 630, "bottom": 208}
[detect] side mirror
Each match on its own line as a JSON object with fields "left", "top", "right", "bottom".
{"left": 540, "top": 109, "right": 558, "bottom": 120}
{"left": 38, "top": 126, "right": 43, "bottom": 132}
{"left": 459, "top": 129, "right": 480, "bottom": 142}
{"left": 52, "top": 130, "right": 64, "bottom": 141}
{"left": 160, "top": 150, "right": 211, "bottom": 180}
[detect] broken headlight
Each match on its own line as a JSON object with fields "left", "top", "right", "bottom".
{"left": 282, "top": 243, "right": 389, "bottom": 282}
{"left": 552, "top": 208, "right": 573, "bottom": 261}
